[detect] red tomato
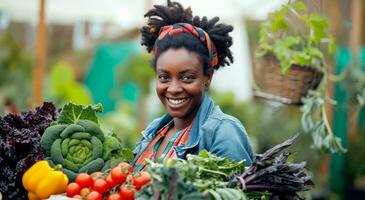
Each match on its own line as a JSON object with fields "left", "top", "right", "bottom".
{"left": 118, "top": 162, "right": 132, "bottom": 173}
{"left": 91, "top": 171, "right": 104, "bottom": 181}
{"left": 86, "top": 191, "right": 103, "bottom": 200}
{"left": 119, "top": 185, "right": 135, "bottom": 200}
{"left": 111, "top": 166, "right": 128, "bottom": 184}
{"left": 76, "top": 173, "right": 94, "bottom": 188}
{"left": 66, "top": 182, "right": 81, "bottom": 197}
{"left": 107, "top": 193, "right": 123, "bottom": 200}
{"left": 92, "top": 178, "right": 109, "bottom": 193}
{"left": 80, "top": 188, "right": 91, "bottom": 197}
{"left": 72, "top": 195, "right": 83, "bottom": 199}
{"left": 105, "top": 174, "right": 118, "bottom": 188}
{"left": 132, "top": 171, "right": 151, "bottom": 190}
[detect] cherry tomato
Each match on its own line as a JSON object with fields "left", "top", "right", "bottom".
{"left": 105, "top": 174, "right": 118, "bottom": 188}
{"left": 86, "top": 191, "right": 103, "bottom": 200}
{"left": 92, "top": 178, "right": 109, "bottom": 193}
{"left": 91, "top": 171, "right": 104, "bottom": 181}
{"left": 76, "top": 173, "right": 94, "bottom": 188}
{"left": 132, "top": 171, "right": 151, "bottom": 190}
{"left": 66, "top": 182, "right": 81, "bottom": 197}
{"left": 72, "top": 195, "right": 83, "bottom": 199}
{"left": 107, "top": 193, "right": 123, "bottom": 200}
{"left": 118, "top": 162, "right": 132, "bottom": 173}
{"left": 80, "top": 188, "right": 91, "bottom": 198}
{"left": 111, "top": 166, "right": 128, "bottom": 184}
{"left": 119, "top": 185, "right": 135, "bottom": 200}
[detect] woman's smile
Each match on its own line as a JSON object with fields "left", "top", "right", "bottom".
{"left": 155, "top": 48, "right": 212, "bottom": 121}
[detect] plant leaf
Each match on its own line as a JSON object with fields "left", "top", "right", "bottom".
{"left": 57, "top": 102, "right": 103, "bottom": 124}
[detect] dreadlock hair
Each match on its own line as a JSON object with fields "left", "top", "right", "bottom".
{"left": 141, "top": 0, "right": 234, "bottom": 75}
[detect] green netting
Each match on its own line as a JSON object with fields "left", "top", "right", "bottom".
{"left": 84, "top": 41, "right": 139, "bottom": 113}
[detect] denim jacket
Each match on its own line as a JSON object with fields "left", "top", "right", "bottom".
{"left": 131, "top": 95, "right": 254, "bottom": 166}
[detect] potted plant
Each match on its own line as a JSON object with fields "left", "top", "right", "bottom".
{"left": 254, "top": 1, "right": 346, "bottom": 153}
{"left": 255, "top": 1, "right": 335, "bottom": 104}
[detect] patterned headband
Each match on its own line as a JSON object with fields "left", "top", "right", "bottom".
{"left": 153, "top": 23, "right": 218, "bottom": 68}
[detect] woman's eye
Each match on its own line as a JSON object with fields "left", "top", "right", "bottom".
{"left": 158, "top": 75, "right": 170, "bottom": 82}
{"left": 181, "top": 75, "right": 194, "bottom": 82}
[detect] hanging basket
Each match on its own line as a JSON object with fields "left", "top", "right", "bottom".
{"left": 253, "top": 56, "right": 323, "bottom": 105}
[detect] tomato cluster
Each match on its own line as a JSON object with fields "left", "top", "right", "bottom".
{"left": 66, "top": 163, "right": 151, "bottom": 200}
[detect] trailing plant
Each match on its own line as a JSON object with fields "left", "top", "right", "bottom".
{"left": 257, "top": 1, "right": 336, "bottom": 74}
{"left": 257, "top": 1, "right": 346, "bottom": 153}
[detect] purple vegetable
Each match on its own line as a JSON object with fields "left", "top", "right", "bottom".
{"left": 0, "top": 102, "right": 58, "bottom": 199}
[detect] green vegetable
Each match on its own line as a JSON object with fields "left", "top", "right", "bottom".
{"left": 41, "top": 125, "right": 67, "bottom": 156}
{"left": 62, "top": 168, "right": 78, "bottom": 182}
{"left": 78, "top": 158, "right": 104, "bottom": 173}
{"left": 50, "top": 139, "right": 65, "bottom": 166}
{"left": 57, "top": 103, "right": 103, "bottom": 125}
{"left": 70, "top": 132, "right": 92, "bottom": 140}
{"left": 60, "top": 124, "right": 85, "bottom": 139}
{"left": 90, "top": 136, "right": 103, "bottom": 159}
{"left": 103, "top": 135, "right": 122, "bottom": 160}
{"left": 139, "top": 134, "right": 313, "bottom": 200}
{"left": 76, "top": 120, "right": 105, "bottom": 142}
{"left": 61, "top": 138, "right": 71, "bottom": 157}
{"left": 42, "top": 119, "right": 106, "bottom": 179}
{"left": 41, "top": 102, "right": 133, "bottom": 181}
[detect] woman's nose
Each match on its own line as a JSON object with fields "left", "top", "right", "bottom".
{"left": 167, "top": 80, "right": 183, "bottom": 93}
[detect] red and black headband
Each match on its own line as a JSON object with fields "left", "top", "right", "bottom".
{"left": 153, "top": 23, "right": 218, "bottom": 68}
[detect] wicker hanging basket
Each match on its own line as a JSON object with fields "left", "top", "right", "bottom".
{"left": 254, "top": 56, "right": 323, "bottom": 105}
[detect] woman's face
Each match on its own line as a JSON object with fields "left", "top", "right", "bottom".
{"left": 155, "top": 48, "right": 212, "bottom": 121}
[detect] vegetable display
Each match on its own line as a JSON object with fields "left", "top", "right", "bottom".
{"left": 41, "top": 103, "right": 133, "bottom": 181}
{"left": 138, "top": 133, "right": 313, "bottom": 200}
{"left": 22, "top": 160, "right": 69, "bottom": 199}
{"left": 0, "top": 102, "right": 59, "bottom": 199}
{"left": 65, "top": 162, "right": 151, "bottom": 199}
{"left": 0, "top": 101, "right": 315, "bottom": 200}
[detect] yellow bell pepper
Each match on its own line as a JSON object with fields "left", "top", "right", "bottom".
{"left": 22, "top": 160, "right": 69, "bottom": 199}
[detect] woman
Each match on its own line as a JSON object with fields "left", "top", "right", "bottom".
{"left": 132, "top": 0, "right": 253, "bottom": 171}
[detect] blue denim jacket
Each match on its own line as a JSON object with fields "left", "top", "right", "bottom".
{"left": 131, "top": 95, "right": 254, "bottom": 166}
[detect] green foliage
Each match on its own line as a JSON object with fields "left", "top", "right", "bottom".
{"left": 45, "top": 62, "right": 92, "bottom": 106}
{"left": 301, "top": 90, "right": 346, "bottom": 153}
{"left": 41, "top": 102, "right": 133, "bottom": 181}
{"left": 57, "top": 102, "right": 103, "bottom": 124}
{"left": 139, "top": 136, "right": 312, "bottom": 200}
{"left": 0, "top": 31, "right": 32, "bottom": 113}
{"left": 256, "top": 1, "right": 346, "bottom": 154}
{"left": 138, "top": 151, "right": 248, "bottom": 200}
{"left": 99, "top": 102, "right": 140, "bottom": 150}
{"left": 257, "top": 1, "right": 335, "bottom": 74}
{"left": 117, "top": 53, "right": 155, "bottom": 94}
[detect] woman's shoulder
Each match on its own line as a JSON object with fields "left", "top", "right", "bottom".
{"left": 206, "top": 105, "right": 245, "bottom": 128}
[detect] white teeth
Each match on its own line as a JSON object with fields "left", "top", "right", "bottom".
{"left": 167, "top": 98, "right": 187, "bottom": 105}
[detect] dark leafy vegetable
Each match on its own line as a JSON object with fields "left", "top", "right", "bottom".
{"left": 0, "top": 102, "right": 58, "bottom": 200}
{"left": 139, "top": 133, "right": 314, "bottom": 200}
{"left": 232, "top": 133, "right": 314, "bottom": 200}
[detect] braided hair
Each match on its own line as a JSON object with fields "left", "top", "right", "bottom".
{"left": 141, "top": 0, "right": 234, "bottom": 74}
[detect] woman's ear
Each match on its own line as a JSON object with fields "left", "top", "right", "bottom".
{"left": 205, "top": 69, "right": 213, "bottom": 88}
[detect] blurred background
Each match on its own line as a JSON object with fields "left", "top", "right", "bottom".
{"left": 0, "top": 0, "right": 364, "bottom": 199}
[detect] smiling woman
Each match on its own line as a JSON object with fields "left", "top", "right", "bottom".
{"left": 131, "top": 0, "right": 254, "bottom": 171}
